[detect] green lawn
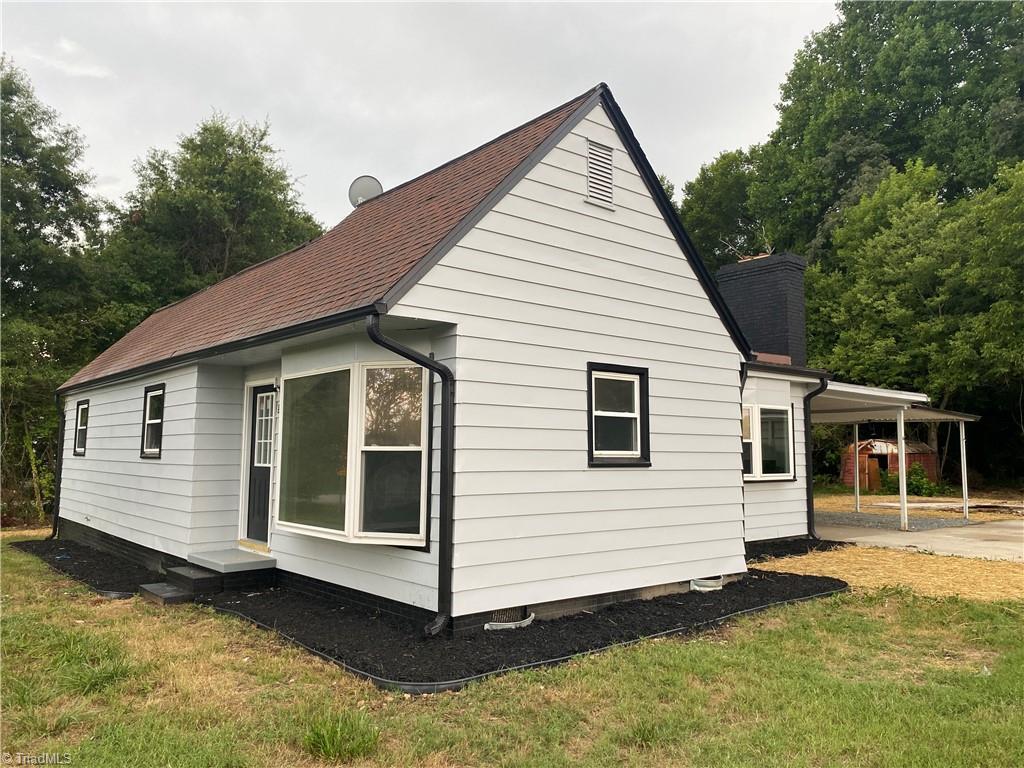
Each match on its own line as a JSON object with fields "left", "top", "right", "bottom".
{"left": 2, "top": 535, "right": 1022, "bottom": 767}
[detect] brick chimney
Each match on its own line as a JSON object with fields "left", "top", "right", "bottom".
{"left": 716, "top": 252, "right": 807, "bottom": 366}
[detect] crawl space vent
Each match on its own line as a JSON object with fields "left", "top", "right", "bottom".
{"left": 587, "top": 139, "right": 614, "bottom": 206}
{"left": 490, "top": 606, "right": 528, "bottom": 624}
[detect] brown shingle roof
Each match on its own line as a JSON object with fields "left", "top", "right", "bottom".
{"left": 62, "top": 86, "right": 598, "bottom": 391}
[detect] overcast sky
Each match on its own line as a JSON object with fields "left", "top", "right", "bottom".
{"left": 4, "top": 2, "right": 838, "bottom": 227}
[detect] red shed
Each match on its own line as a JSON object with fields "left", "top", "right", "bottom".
{"left": 841, "top": 438, "right": 938, "bottom": 489}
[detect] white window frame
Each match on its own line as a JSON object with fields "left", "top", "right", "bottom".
{"left": 741, "top": 406, "right": 753, "bottom": 476}
{"left": 253, "top": 391, "right": 275, "bottom": 467}
{"left": 141, "top": 385, "right": 165, "bottom": 458}
{"left": 742, "top": 404, "right": 796, "bottom": 481}
{"left": 591, "top": 370, "right": 642, "bottom": 459}
{"left": 73, "top": 401, "right": 89, "bottom": 456}
{"left": 272, "top": 361, "right": 429, "bottom": 547}
{"left": 352, "top": 362, "right": 429, "bottom": 543}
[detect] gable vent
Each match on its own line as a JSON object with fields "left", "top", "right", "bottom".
{"left": 586, "top": 139, "right": 614, "bottom": 206}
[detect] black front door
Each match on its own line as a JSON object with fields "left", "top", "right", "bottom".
{"left": 246, "top": 385, "right": 275, "bottom": 542}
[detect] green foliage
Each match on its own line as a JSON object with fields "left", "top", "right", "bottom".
{"left": 302, "top": 710, "right": 380, "bottom": 763}
{"left": 1, "top": 62, "right": 324, "bottom": 522}
{"left": 750, "top": 0, "right": 1024, "bottom": 257}
{"left": 1, "top": 59, "right": 100, "bottom": 523}
{"left": 677, "top": 149, "right": 766, "bottom": 272}
{"left": 101, "top": 114, "right": 322, "bottom": 309}
{"left": 879, "top": 463, "right": 950, "bottom": 497}
{"left": 675, "top": 2, "right": 1024, "bottom": 479}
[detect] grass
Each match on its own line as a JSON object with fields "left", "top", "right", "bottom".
{"left": 2, "top": 534, "right": 1023, "bottom": 767}
{"left": 303, "top": 710, "right": 380, "bottom": 763}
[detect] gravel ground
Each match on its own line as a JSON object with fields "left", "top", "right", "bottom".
{"left": 816, "top": 511, "right": 976, "bottom": 531}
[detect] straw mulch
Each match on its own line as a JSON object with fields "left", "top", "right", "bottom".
{"left": 758, "top": 546, "right": 1024, "bottom": 602}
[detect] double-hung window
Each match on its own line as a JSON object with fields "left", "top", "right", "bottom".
{"left": 73, "top": 401, "right": 89, "bottom": 456}
{"left": 140, "top": 384, "right": 165, "bottom": 458}
{"left": 276, "top": 362, "right": 429, "bottom": 546}
{"left": 587, "top": 363, "right": 650, "bottom": 467}
{"left": 741, "top": 404, "right": 794, "bottom": 480}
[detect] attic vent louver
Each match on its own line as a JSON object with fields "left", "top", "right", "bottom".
{"left": 586, "top": 139, "right": 614, "bottom": 206}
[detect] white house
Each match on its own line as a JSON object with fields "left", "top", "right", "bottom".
{"left": 54, "top": 83, "right": 964, "bottom": 634}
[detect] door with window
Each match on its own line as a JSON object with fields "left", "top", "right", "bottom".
{"left": 246, "top": 385, "right": 276, "bottom": 542}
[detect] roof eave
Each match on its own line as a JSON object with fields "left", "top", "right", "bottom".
{"left": 57, "top": 303, "right": 378, "bottom": 396}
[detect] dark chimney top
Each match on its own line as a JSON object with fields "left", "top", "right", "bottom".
{"left": 716, "top": 252, "right": 807, "bottom": 366}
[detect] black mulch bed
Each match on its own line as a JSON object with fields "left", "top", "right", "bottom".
{"left": 745, "top": 537, "right": 848, "bottom": 563}
{"left": 9, "top": 538, "right": 161, "bottom": 597}
{"left": 202, "top": 569, "right": 847, "bottom": 690}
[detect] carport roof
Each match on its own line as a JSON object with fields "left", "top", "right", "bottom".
{"left": 810, "top": 381, "right": 978, "bottom": 424}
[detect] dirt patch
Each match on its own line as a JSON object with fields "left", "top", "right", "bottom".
{"left": 202, "top": 570, "right": 846, "bottom": 688}
{"left": 9, "top": 538, "right": 161, "bottom": 596}
{"left": 757, "top": 546, "right": 1024, "bottom": 602}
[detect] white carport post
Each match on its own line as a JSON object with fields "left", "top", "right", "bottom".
{"left": 960, "top": 420, "right": 969, "bottom": 522}
{"left": 853, "top": 422, "right": 861, "bottom": 513}
{"left": 896, "top": 408, "right": 909, "bottom": 531}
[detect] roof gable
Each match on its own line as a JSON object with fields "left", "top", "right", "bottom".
{"left": 62, "top": 83, "right": 749, "bottom": 393}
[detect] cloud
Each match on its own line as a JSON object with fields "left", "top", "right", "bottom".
{"left": 19, "top": 37, "right": 112, "bottom": 79}
{"left": 4, "top": 3, "right": 837, "bottom": 224}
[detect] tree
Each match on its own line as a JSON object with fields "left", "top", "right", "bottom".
{"left": 677, "top": 150, "right": 766, "bottom": 272}
{"left": 1, "top": 60, "right": 100, "bottom": 522}
{"left": 100, "top": 115, "right": 322, "bottom": 310}
{"left": 748, "top": 1, "right": 1024, "bottom": 258}
{"left": 819, "top": 160, "right": 1024, "bottom": 479}
{"left": 1, "top": 59, "right": 98, "bottom": 315}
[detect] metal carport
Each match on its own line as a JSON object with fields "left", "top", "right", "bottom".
{"left": 809, "top": 381, "right": 980, "bottom": 531}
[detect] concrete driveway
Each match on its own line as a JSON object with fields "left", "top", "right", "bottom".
{"left": 817, "top": 519, "right": 1024, "bottom": 562}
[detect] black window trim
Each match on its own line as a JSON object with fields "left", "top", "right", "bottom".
{"left": 73, "top": 399, "right": 89, "bottom": 456}
{"left": 140, "top": 383, "right": 166, "bottom": 459}
{"left": 587, "top": 362, "right": 651, "bottom": 468}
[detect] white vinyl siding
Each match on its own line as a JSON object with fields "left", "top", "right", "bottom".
{"left": 59, "top": 365, "right": 246, "bottom": 558}
{"left": 392, "top": 103, "right": 747, "bottom": 616}
{"left": 741, "top": 373, "right": 811, "bottom": 541}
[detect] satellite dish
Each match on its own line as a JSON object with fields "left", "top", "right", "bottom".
{"left": 348, "top": 175, "right": 383, "bottom": 207}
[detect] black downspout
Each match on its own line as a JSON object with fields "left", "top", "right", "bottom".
{"left": 365, "top": 314, "right": 455, "bottom": 637}
{"left": 803, "top": 376, "right": 829, "bottom": 539}
{"left": 48, "top": 394, "right": 66, "bottom": 540}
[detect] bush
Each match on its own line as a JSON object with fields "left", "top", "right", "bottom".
{"left": 303, "top": 710, "right": 379, "bottom": 763}
{"left": 880, "top": 462, "right": 949, "bottom": 497}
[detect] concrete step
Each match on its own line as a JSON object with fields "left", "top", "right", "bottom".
{"left": 139, "top": 582, "right": 193, "bottom": 606}
{"left": 188, "top": 548, "right": 276, "bottom": 573}
{"left": 165, "top": 565, "right": 223, "bottom": 595}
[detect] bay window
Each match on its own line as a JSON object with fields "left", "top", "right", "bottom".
{"left": 276, "top": 362, "right": 428, "bottom": 545}
{"left": 741, "top": 404, "right": 794, "bottom": 480}
{"left": 279, "top": 369, "right": 350, "bottom": 532}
